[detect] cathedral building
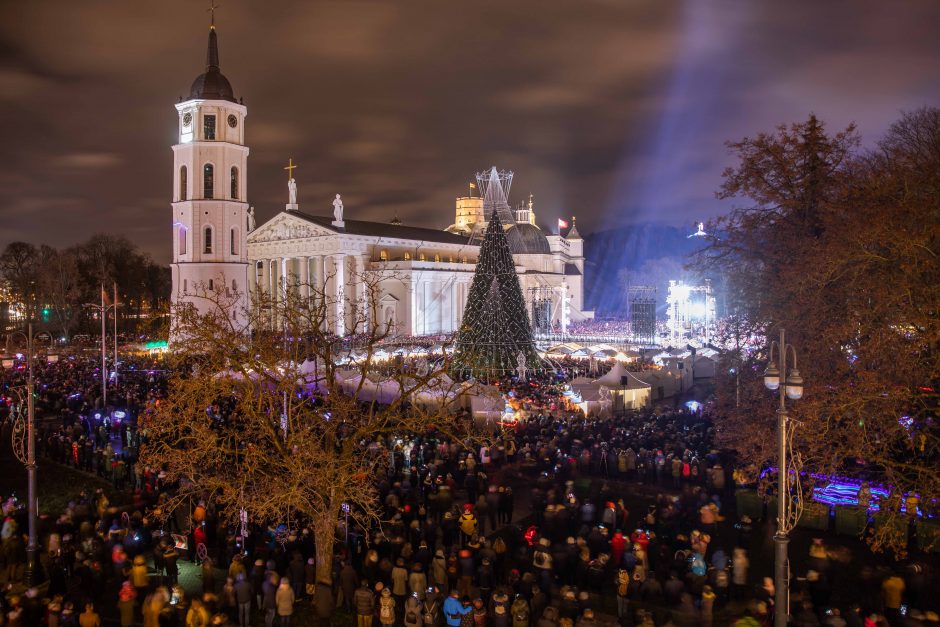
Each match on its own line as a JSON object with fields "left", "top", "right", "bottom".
{"left": 171, "top": 24, "right": 593, "bottom": 337}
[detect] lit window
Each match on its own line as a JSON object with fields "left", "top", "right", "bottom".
{"left": 180, "top": 166, "right": 187, "bottom": 201}
{"left": 204, "top": 226, "right": 213, "bottom": 254}
{"left": 204, "top": 164, "right": 214, "bottom": 198}
{"left": 404, "top": 252, "right": 411, "bottom": 260}
{"left": 419, "top": 253, "right": 426, "bottom": 261}
{"left": 204, "top": 115, "right": 216, "bottom": 140}
{"left": 379, "top": 249, "right": 388, "bottom": 261}
{"left": 230, "top": 166, "right": 238, "bottom": 199}
{"left": 434, "top": 254, "right": 441, "bottom": 263}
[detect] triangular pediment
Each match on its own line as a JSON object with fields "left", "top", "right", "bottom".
{"left": 248, "top": 213, "right": 336, "bottom": 244}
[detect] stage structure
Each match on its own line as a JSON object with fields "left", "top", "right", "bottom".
{"left": 666, "top": 279, "right": 715, "bottom": 345}
{"left": 529, "top": 287, "right": 554, "bottom": 335}
{"left": 628, "top": 285, "right": 657, "bottom": 346}
{"left": 452, "top": 210, "right": 540, "bottom": 380}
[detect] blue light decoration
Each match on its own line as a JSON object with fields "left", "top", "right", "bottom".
{"left": 759, "top": 467, "right": 927, "bottom": 517}
{"left": 685, "top": 400, "right": 702, "bottom": 412}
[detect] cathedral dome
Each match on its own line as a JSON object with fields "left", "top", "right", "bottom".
{"left": 508, "top": 222, "right": 551, "bottom": 254}
{"left": 189, "top": 28, "right": 237, "bottom": 102}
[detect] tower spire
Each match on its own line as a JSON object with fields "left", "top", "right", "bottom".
{"left": 206, "top": 1, "right": 220, "bottom": 70}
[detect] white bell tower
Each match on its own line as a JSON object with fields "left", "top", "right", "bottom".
{"left": 170, "top": 21, "right": 249, "bottom": 333}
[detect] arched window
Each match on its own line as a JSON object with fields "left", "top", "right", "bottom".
{"left": 204, "top": 226, "right": 213, "bottom": 254}
{"left": 379, "top": 249, "right": 388, "bottom": 261}
{"left": 230, "top": 227, "right": 238, "bottom": 255}
{"left": 178, "top": 226, "right": 187, "bottom": 255}
{"left": 203, "top": 163, "right": 214, "bottom": 198}
{"left": 208, "top": 279, "right": 214, "bottom": 291}
{"left": 179, "top": 166, "right": 187, "bottom": 201}
{"left": 230, "top": 166, "right": 239, "bottom": 199}
{"left": 434, "top": 254, "right": 441, "bottom": 263}
{"left": 404, "top": 252, "right": 411, "bottom": 261}
{"left": 419, "top": 253, "right": 426, "bottom": 261}
{"left": 232, "top": 279, "right": 238, "bottom": 293}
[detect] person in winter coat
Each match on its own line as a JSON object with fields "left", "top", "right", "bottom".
{"left": 536, "top": 605, "right": 559, "bottom": 627}
{"left": 431, "top": 550, "right": 448, "bottom": 592}
{"left": 340, "top": 561, "right": 358, "bottom": 612}
{"left": 378, "top": 588, "right": 396, "bottom": 626}
{"left": 510, "top": 595, "right": 530, "bottom": 627}
{"left": 732, "top": 548, "right": 749, "bottom": 601}
{"left": 117, "top": 581, "right": 136, "bottom": 627}
{"left": 131, "top": 554, "right": 150, "bottom": 598}
{"left": 354, "top": 581, "right": 376, "bottom": 627}
{"left": 575, "top": 608, "right": 598, "bottom": 627}
{"left": 443, "top": 590, "right": 470, "bottom": 627}
{"left": 262, "top": 572, "right": 279, "bottom": 627}
{"left": 234, "top": 573, "right": 252, "bottom": 627}
{"left": 275, "top": 578, "right": 295, "bottom": 626}
{"left": 409, "top": 563, "right": 428, "bottom": 597}
{"left": 404, "top": 593, "right": 423, "bottom": 627}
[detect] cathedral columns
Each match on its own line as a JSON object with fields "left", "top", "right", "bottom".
{"left": 331, "top": 253, "right": 345, "bottom": 336}
{"left": 354, "top": 254, "right": 368, "bottom": 332}
{"left": 405, "top": 281, "right": 416, "bottom": 337}
{"left": 300, "top": 256, "right": 310, "bottom": 301}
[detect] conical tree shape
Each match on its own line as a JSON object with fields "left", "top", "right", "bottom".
{"left": 452, "top": 212, "right": 540, "bottom": 380}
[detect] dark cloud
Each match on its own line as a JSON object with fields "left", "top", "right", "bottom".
{"left": 1, "top": 0, "right": 938, "bottom": 263}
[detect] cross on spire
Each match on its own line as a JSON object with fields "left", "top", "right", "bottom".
{"left": 284, "top": 158, "right": 298, "bottom": 180}
{"left": 207, "top": 0, "right": 220, "bottom": 29}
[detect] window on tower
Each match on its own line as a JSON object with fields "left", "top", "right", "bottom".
{"left": 204, "top": 164, "right": 214, "bottom": 199}
{"left": 230, "top": 228, "right": 238, "bottom": 255}
{"left": 180, "top": 166, "right": 187, "bottom": 201}
{"left": 204, "top": 226, "right": 213, "bottom": 254}
{"left": 204, "top": 115, "right": 216, "bottom": 140}
{"left": 179, "top": 226, "right": 187, "bottom": 255}
{"left": 230, "top": 166, "right": 239, "bottom": 199}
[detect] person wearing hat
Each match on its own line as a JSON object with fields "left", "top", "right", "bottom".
{"left": 275, "top": 577, "right": 294, "bottom": 626}
{"left": 378, "top": 587, "right": 396, "bottom": 626}
{"left": 458, "top": 505, "right": 478, "bottom": 543}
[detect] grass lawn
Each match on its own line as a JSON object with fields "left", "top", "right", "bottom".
{"left": 0, "top": 444, "right": 131, "bottom": 515}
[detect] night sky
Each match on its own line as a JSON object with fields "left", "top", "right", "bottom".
{"left": 1, "top": 0, "right": 939, "bottom": 263}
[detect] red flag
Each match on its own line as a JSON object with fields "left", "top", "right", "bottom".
{"left": 557, "top": 218, "right": 569, "bottom": 231}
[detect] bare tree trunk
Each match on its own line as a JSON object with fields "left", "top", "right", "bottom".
{"left": 314, "top": 515, "right": 337, "bottom": 584}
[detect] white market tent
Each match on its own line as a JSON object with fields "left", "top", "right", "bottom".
{"left": 570, "top": 361, "right": 651, "bottom": 414}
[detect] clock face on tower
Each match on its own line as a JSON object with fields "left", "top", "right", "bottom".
{"left": 227, "top": 114, "right": 238, "bottom": 128}
{"left": 182, "top": 112, "right": 192, "bottom": 127}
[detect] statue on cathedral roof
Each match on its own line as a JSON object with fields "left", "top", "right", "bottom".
{"left": 288, "top": 178, "right": 297, "bottom": 207}
{"left": 333, "top": 194, "right": 344, "bottom": 226}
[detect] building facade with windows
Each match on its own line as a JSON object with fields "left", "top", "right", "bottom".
{"left": 171, "top": 25, "right": 592, "bottom": 338}
{"left": 169, "top": 25, "right": 249, "bottom": 327}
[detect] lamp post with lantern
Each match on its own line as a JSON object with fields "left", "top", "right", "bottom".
{"left": 763, "top": 328, "right": 805, "bottom": 627}
{"left": 4, "top": 323, "right": 54, "bottom": 587}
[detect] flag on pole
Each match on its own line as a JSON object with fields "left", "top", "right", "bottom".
{"left": 557, "top": 218, "right": 569, "bottom": 231}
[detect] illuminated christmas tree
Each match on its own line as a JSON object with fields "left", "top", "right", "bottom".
{"left": 452, "top": 211, "right": 540, "bottom": 380}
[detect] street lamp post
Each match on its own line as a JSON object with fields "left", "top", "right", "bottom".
{"left": 5, "top": 323, "right": 52, "bottom": 587}
{"left": 763, "top": 328, "right": 805, "bottom": 627}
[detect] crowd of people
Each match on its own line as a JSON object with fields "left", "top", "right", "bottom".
{"left": 0, "top": 352, "right": 935, "bottom": 626}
